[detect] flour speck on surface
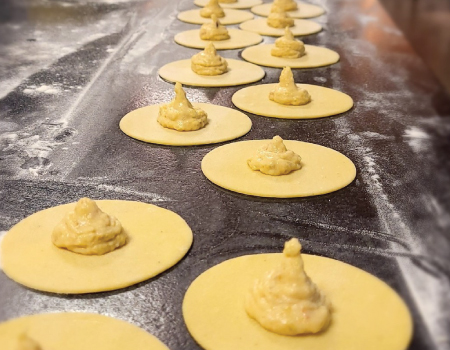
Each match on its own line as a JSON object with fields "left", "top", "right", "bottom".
{"left": 23, "top": 84, "right": 62, "bottom": 96}
{"left": 403, "top": 126, "right": 431, "bottom": 153}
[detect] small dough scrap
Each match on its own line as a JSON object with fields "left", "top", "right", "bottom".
{"left": 158, "top": 82, "right": 208, "bottom": 131}
{"left": 183, "top": 251, "right": 413, "bottom": 350}
{"left": 269, "top": 67, "right": 311, "bottom": 106}
{"left": 247, "top": 136, "right": 301, "bottom": 176}
{"left": 52, "top": 197, "right": 127, "bottom": 255}
{"left": 271, "top": 27, "right": 305, "bottom": 58}
{"left": 245, "top": 238, "right": 331, "bottom": 335}
{"left": 267, "top": 4, "right": 294, "bottom": 28}
{"left": 191, "top": 42, "right": 228, "bottom": 76}
{"left": 273, "top": 0, "right": 298, "bottom": 11}
{"left": 200, "top": 0, "right": 225, "bottom": 18}
{"left": 17, "top": 334, "right": 42, "bottom": 350}
{"left": 0, "top": 313, "right": 170, "bottom": 350}
{"left": 200, "top": 15, "right": 230, "bottom": 40}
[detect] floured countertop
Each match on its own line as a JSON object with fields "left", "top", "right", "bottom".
{"left": 0, "top": 0, "right": 449, "bottom": 349}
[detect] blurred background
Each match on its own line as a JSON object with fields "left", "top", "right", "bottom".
{"left": 379, "top": 0, "right": 450, "bottom": 93}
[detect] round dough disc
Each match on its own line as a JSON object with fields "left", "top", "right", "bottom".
{"left": 178, "top": 9, "right": 253, "bottom": 25}
{"left": 240, "top": 18, "right": 322, "bottom": 36}
{"left": 251, "top": 2, "right": 325, "bottom": 18}
{"left": 1, "top": 200, "right": 193, "bottom": 294}
{"left": 120, "top": 103, "right": 252, "bottom": 146}
{"left": 0, "top": 313, "right": 169, "bottom": 350}
{"left": 232, "top": 84, "right": 353, "bottom": 119}
{"left": 183, "top": 254, "right": 413, "bottom": 350}
{"left": 175, "top": 29, "right": 262, "bottom": 50}
{"left": 195, "top": 0, "right": 263, "bottom": 9}
{"left": 241, "top": 44, "right": 339, "bottom": 68}
{"left": 159, "top": 59, "right": 265, "bottom": 87}
{"left": 201, "top": 140, "right": 356, "bottom": 198}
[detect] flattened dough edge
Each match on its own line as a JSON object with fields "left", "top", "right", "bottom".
{"left": 178, "top": 9, "right": 253, "bottom": 25}
{"left": 241, "top": 44, "right": 339, "bottom": 68}
{"left": 240, "top": 18, "right": 322, "bottom": 36}
{"left": 175, "top": 29, "right": 262, "bottom": 50}
{"left": 159, "top": 59, "right": 265, "bottom": 87}
{"left": 0, "top": 312, "right": 170, "bottom": 350}
{"left": 183, "top": 253, "right": 413, "bottom": 350}
{"left": 201, "top": 139, "right": 357, "bottom": 198}
{"left": 120, "top": 103, "right": 252, "bottom": 146}
{"left": 232, "top": 83, "right": 353, "bottom": 119}
{"left": 1, "top": 200, "right": 193, "bottom": 294}
{"left": 195, "top": 0, "right": 263, "bottom": 9}
{"left": 251, "top": 2, "right": 325, "bottom": 18}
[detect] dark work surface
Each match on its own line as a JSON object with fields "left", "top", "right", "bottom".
{"left": 0, "top": 0, "right": 449, "bottom": 349}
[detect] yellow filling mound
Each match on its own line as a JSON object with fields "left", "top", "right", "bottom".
{"left": 269, "top": 67, "right": 311, "bottom": 105}
{"left": 52, "top": 197, "right": 127, "bottom": 255}
{"left": 158, "top": 82, "right": 208, "bottom": 131}
{"left": 200, "top": 0, "right": 225, "bottom": 18}
{"left": 271, "top": 27, "right": 305, "bottom": 58}
{"left": 274, "top": 0, "right": 298, "bottom": 11}
{"left": 245, "top": 238, "right": 332, "bottom": 335}
{"left": 267, "top": 5, "right": 294, "bottom": 28}
{"left": 200, "top": 14, "right": 230, "bottom": 40}
{"left": 247, "top": 136, "right": 302, "bottom": 176}
{"left": 191, "top": 42, "right": 228, "bottom": 76}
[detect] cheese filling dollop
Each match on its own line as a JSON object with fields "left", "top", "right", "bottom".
{"left": 267, "top": 5, "right": 294, "bottom": 29}
{"left": 191, "top": 42, "right": 228, "bottom": 76}
{"left": 200, "top": 0, "right": 225, "bottom": 18}
{"left": 52, "top": 197, "right": 127, "bottom": 255}
{"left": 273, "top": 0, "right": 298, "bottom": 11}
{"left": 247, "top": 135, "right": 302, "bottom": 176}
{"left": 17, "top": 334, "right": 42, "bottom": 350}
{"left": 269, "top": 67, "right": 311, "bottom": 106}
{"left": 245, "top": 238, "right": 332, "bottom": 335}
{"left": 271, "top": 27, "right": 305, "bottom": 58}
{"left": 158, "top": 82, "right": 208, "bottom": 131}
{"left": 200, "top": 14, "right": 230, "bottom": 41}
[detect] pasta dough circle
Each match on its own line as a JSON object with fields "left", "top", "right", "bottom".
{"left": 159, "top": 59, "right": 265, "bottom": 87}
{"left": 120, "top": 103, "right": 252, "bottom": 146}
{"left": 1, "top": 200, "right": 193, "bottom": 294}
{"left": 232, "top": 84, "right": 352, "bottom": 119}
{"left": 240, "top": 18, "right": 322, "bottom": 36}
{"left": 195, "top": 0, "right": 262, "bottom": 9}
{"left": 201, "top": 140, "right": 356, "bottom": 198}
{"left": 175, "top": 29, "right": 262, "bottom": 50}
{"left": 251, "top": 2, "right": 325, "bottom": 18}
{"left": 0, "top": 313, "right": 169, "bottom": 350}
{"left": 178, "top": 9, "right": 253, "bottom": 25}
{"left": 183, "top": 253, "right": 413, "bottom": 350}
{"left": 242, "top": 44, "right": 339, "bottom": 68}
